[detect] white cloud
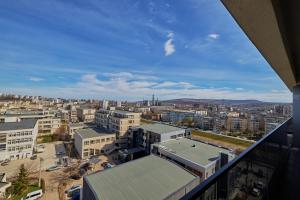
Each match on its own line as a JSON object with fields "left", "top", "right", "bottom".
{"left": 164, "top": 32, "right": 175, "bottom": 56}
{"left": 29, "top": 76, "right": 44, "bottom": 82}
{"left": 7, "top": 72, "right": 291, "bottom": 103}
{"left": 208, "top": 33, "right": 220, "bottom": 40}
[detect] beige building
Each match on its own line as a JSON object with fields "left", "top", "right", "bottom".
{"left": 95, "top": 110, "right": 141, "bottom": 138}
{"left": 74, "top": 128, "right": 116, "bottom": 159}
{"left": 77, "top": 107, "right": 96, "bottom": 123}
{"left": 109, "top": 110, "right": 141, "bottom": 138}
{"left": 0, "top": 110, "right": 61, "bottom": 135}
{"left": 226, "top": 117, "right": 248, "bottom": 132}
{"left": 68, "top": 122, "right": 96, "bottom": 139}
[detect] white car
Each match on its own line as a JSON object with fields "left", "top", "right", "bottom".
{"left": 21, "top": 189, "right": 43, "bottom": 200}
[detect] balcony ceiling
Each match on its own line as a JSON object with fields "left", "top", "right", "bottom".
{"left": 222, "top": 0, "right": 300, "bottom": 91}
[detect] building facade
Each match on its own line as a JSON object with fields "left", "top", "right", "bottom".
{"left": 74, "top": 128, "right": 116, "bottom": 159}
{"left": 0, "top": 118, "right": 38, "bottom": 161}
{"left": 77, "top": 107, "right": 96, "bottom": 123}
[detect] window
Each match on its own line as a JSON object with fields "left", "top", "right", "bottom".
{"left": 96, "top": 139, "right": 100, "bottom": 143}
{"left": 84, "top": 141, "right": 89, "bottom": 146}
{"left": 106, "top": 138, "right": 110, "bottom": 142}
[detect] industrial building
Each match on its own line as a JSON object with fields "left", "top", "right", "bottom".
{"left": 83, "top": 155, "right": 199, "bottom": 200}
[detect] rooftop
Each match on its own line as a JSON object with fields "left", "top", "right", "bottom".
{"left": 84, "top": 155, "right": 196, "bottom": 200}
{"left": 135, "top": 123, "right": 184, "bottom": 135}
{"left": 75, "top": 128, "right": 114, "bottom": 139}
{"left": 153, "top": 138, "right": 231, "bottom": 166}
{"left": 0, "top": 119, "right": 38, "bottom": 131}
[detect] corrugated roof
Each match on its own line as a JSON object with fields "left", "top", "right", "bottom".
{"left": 84, "top": 155, "right": 196, "bottom": 200}
{"left": 154, "top": 138, "right": 231, "bottom": 166}
{"left": 0, "top": 119, "right": 37, "bottom": 131}
{"left": 135, "top": 123, "right": 184, "bottom": 134}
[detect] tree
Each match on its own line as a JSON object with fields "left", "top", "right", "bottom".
{"left": 13, "top": 164, "right": 29, "bottom": 194}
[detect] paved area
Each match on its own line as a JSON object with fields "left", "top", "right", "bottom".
{"left": 0, "top": 141, "right": 65, "bottom": 178}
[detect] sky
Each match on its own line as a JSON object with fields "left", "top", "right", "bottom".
{"left": 0, "top": 0, "right": 292, "bottom": 102}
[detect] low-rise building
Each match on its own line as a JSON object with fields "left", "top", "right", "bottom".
{"left": 0, "top": 118, "right": 38, "bottom": 160}
{"left": 127, "top": 123, "right": 189, "bottom": 154}
{"left": 83, "top": 155, "right": 199, "bottom": 200}
{"left": 68, "top": 122, "right": 96, "bottom": 139}
{"left": 152, "top": 138, "right": 234, "bottom": 182}
{"left": 74, "top": 128, "right": 116, "bottom": 159}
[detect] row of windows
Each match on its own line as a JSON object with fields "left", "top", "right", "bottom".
{"left": 8, "top": 138, "right": 33, "bottom": 144}
{"left": 8, "top": 131, "right": 32, "bottom": 137}
{"left": 84, "top": 137, "right": 115, "bottom": 146}
{"left": 8, "top": 145, "right": 32, "bottom": 151}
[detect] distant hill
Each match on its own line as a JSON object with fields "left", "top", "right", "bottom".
{"left": 161, "top": 98, "right": 266, "bottom": 105}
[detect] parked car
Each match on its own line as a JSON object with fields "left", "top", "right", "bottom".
{"left": 21, "top": 189, "right": 43, "bottom": 200}
{"left": 65, "top": 185, "right": 81, "bottom": 197}
{"left": 251, "top": 187, "right": 261, "bottom": 197}
{"left": 1, "top": 160, "right": 9, "bottom": 166}
{"left": 46, "top": 165, "right": 60, "bottom": 172}
{"left": 56, "top": 151, "right": 65, "bottom": 156}
{"left": 30, "top": 155, "right": 37, "bottom": 160}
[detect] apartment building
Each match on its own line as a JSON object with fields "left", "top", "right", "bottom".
{"left": 95, "top": 108, "right": 114, "bottom": 129}
{"left": 83, "top": 155, "right": 199, "bottom": 200}
{"left": 74, "top": 128, "right": 116, "bottom": 159}
{"left": 226, "top": 117, "right": 248, "bottom": 132}
{"left": 77, "top": 107, "right": 96, "bottom": 123}
{"left": 95, "top": 110, "right": 141, "bottom": 138}
{"left": 68, "top": 107, "right": 78, "bottom": 123}
{"left": 0, "top": 118, "right": 38, "bottom": 161}
{"left": 152, "top": 138, "right": 234, "bottom": 182}
{"left": 127, "top": 123, "right": 188, "bottom": 155}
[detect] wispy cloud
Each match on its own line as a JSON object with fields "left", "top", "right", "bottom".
{"left": 28, "top": 76, "right": 44, "bottom": 82}
{"left": 164, "top": 32, "right": 175, "bottom": 56}
{"left": 208, "top": 33, "right": 220, "bottom": 40}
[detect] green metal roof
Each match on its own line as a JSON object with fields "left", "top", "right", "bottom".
{"left": 135, "top": 123, "right": 184, "bottom": 135}
{"left": 84, "top": 155, "right": 196, "bottom": 200}
{"left": 75, "top": 128, "right": 114, "bottom": 139}
{"left": 154, "top": 138, "right": 231, "bottom": 166}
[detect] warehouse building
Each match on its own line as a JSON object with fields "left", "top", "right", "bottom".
{"left": 83, "top": 155, "right": 199, "bottom": 200}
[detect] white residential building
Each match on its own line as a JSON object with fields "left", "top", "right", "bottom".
{"left": 0, "top": 118, "right": 38, "bottom": 161}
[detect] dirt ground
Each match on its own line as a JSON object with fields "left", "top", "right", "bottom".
{"left": 41, "top": 154, "right": 117, "bottom": 200}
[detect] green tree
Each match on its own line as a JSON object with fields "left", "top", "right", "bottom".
{"left": 13, "top": 164, "right": 29, "bottom": 194}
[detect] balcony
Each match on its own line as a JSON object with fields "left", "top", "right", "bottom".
{"left": 181, "top": 117, "right": 295, "bottom": 199}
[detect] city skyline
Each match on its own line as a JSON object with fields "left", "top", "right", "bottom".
{"left": 0, "top": 0, "right": 291, "bottom": 102}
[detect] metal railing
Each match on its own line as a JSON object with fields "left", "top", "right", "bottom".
{"left": 181, "top": 117, "right": 292, "bottom": 200}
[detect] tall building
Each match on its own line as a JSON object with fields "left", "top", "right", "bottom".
{"left": 102, "top": 100, "right": 109, "bottom": 110}
{"left": 117, "top": 101, "right": 122, "bottom": 108}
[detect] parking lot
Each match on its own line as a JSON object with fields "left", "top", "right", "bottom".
{"left": 0, "top": 141, "right": 65, "bottom": 178}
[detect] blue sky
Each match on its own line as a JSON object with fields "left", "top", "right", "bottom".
{"left": 0, "top": 0, "right": 291, "bottom": 102}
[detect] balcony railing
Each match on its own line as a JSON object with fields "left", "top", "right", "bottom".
{"left": 181, "top": 117, "right": 293, "bottom": 200}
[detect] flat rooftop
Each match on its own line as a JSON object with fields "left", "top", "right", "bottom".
{"left": 135, "top": 123, "right": 184, "bottom": 134}
{"left": 75, "top": 128, "right": 114, "bottom": 139}
{"left": 0, "top": 119, "right": 38, "bottom": 131}
{"left": 154, "top": 138, "right": 231, "bottom": 166}
{"left": 84, "top": 155, "right": 196, "bottom": 200}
